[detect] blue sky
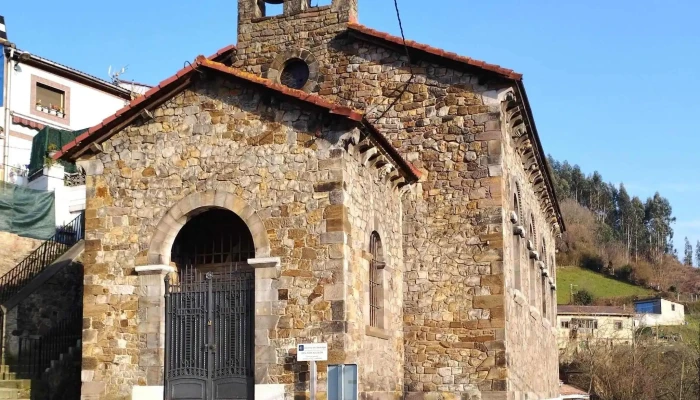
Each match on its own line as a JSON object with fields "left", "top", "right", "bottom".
{"left": 2, "top": 0, "right": 699, "bottom": 254}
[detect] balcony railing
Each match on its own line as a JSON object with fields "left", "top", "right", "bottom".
{"left": 64, "top": 171, "right": 86, "bottom": 187}
{"left": 16, "top": 310, "right": 82, "bottom": 378}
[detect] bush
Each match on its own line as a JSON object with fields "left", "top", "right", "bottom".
{"left": 573, "top": 289, "right": 594, "bottom": 305}
{"left": 581, "top": 253, "right": 604, "bottom": 272}
{"left": 615, "top": 265, "right": 634, "bottom": 281}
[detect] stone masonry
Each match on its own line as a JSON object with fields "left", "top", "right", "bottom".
{"left": 77, "top": 74, "right": 411, "bottom": 399}
{"left": 232, "top": 1, "right": 563, "bottom": 398}
{"left": 63, "top": 1, "right": 564, "bottom": 399}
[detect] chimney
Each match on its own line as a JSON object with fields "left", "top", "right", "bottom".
{"left": 0, "top": 16, "right": 7, "bottom": 43}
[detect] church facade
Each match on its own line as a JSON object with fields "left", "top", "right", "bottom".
{"left": 55, "top": 1, "right": 564, "bottom": 399}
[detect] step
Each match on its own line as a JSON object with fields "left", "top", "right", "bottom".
{"left": 0, "top": 373, "right": 15, "bottom": 381}
{"left": 0, "top": 381, "right": 29, "bottom": 390}
{"left": 0, "top": 388, "right": 21, "bottom": 399}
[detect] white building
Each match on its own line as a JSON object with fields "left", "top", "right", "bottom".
{"left": 0, "top": 22, "right": 149, "bottom": 228}
{"left": 1, "top": 46, "right": 137, "bottom": 180}
{"left": 557, "top": 305, "right": 635, "bottom": 352}
{"left": 634, "top": 297, "right": 685, "bottom": 327}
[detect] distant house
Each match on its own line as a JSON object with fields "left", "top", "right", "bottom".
{"left": 1, "top": 46, "right": 136, "bottom": 181}
{"left": 634, "top": 297, "right": 685, "bottom": 327}
{"left": 557, "top": 305, "right": 635, "bottom": 351}
{"left": 0, "top": 20, "right": 149, "bottom": 227}
{"left": 114, "top": 78, "right": 153, "bottom": 96}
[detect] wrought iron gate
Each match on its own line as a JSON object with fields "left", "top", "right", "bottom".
{"left": 164, "top": 265, "right": 254, "bottom": 400}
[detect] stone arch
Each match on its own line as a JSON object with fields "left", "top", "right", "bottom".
{"left": 147, "top": 190, "right": 270, "bottom": 265}
{"left": 529, "top": 213, "right": 537, "bottom": 249}
{"left": 514, "top": 180, "right": 523, "bottom": 222}
{"left": 266, "top": 48, "right": 319, "bottom": 93}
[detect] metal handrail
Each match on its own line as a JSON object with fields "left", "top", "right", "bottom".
{"left": 0, "top": 212, "right": 84, "bottom": 306}
{"left": 17, "top": 310, "right": 83, "bottom": 378}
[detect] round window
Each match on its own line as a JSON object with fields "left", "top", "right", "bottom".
{"left": 280, "top": 59, "right": 310, "bottom": 90}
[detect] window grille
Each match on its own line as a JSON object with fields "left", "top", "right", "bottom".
{"left": 171, "top": 208, "right": 256, "bottom": 269}
{"left": 369, "top": 232, "right": 384, "bottom": 328}
{"left": 512, "top": 193, "right": 521, "bottom": 291}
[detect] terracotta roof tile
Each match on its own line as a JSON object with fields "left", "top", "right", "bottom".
{"left": 11, "top": 116, "right": 45, "bottom": 131}
{"left": 558, "top": 305, "right": 633, "bottom": 316}
{"left": 53, "top": 54, "right": 418, "bottom": 182}
{"left": 198, "top": 57, "right": 365, "bottom": 122}
{"left": 206, "top": 44, "right": 236, "bottom": 61}
{"left": 347, "top": 23, "right": 522, "bottom": 80}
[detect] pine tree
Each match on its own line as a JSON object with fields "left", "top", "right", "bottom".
{"left": 696, "top": 240, "right": 700, "bottom": 268}
{"left": 683, "top": 237, "right": 693, "bottom": 266}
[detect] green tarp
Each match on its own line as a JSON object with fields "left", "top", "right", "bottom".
{"left": 0, "top": 181, "right": 55, "bottom": 240}
{"left": 28, "top": 126, "right": 86, "bottom": 177}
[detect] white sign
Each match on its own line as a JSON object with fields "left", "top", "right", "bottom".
{"left": 297, "top": 343, "right": 328, "bottom": 361}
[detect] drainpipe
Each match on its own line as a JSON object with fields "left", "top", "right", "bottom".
{"left": 2, "top": 46, "right": 14, "bottom": 182}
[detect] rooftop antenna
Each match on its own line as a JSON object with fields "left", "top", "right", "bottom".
{"left": 108, "top": 65, "right": 128, "bottom": 84}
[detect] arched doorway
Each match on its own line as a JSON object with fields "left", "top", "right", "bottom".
{"left": 164, "top": 208, "right": 255, "bottom": 400}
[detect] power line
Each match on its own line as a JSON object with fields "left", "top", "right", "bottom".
{"left": 370, "top": 0, "right": 414, "bottom": 125}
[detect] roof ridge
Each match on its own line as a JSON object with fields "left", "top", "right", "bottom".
{"left": 196, "top": 56, "right": 364, "bottom": 121}
{"left": 14, "top": 49, "right": 130, "bottom": 94}
{"left": 53, "top": 54, "right": 420, "bottom": 182}
{"left": 346, "top": 22, "right": 522, "bottom": 80}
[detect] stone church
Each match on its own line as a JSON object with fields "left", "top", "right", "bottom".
{"left": 55, "top": 0, "right": 564, "bottom": 399}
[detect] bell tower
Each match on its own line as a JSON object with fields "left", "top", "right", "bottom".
{"left": 235, "top": 0, "right": 358, "bottom": 92}
{"left": 238, "top": 0, "right": 357, "bottom": 23}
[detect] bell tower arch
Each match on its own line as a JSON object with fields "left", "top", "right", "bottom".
{"left": 238, "top": 0, "right": 356, "bottom": 20}
{"left": 237, "top": 0, "right": 358, "bottom": 45}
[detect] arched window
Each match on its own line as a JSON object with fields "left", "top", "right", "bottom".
{"left": 369, "top": 232, "right": 384, "bottom": 328}
{"left": 551, "top": 255, "right": 557, "bottom": 318}
{"left": 515, "top": 182, "right": 523, "bottom": 222}
{"left": 542, "top": 241, "right": 548, "bottom": 317}
{"left": 512, "top": 193, "right": 522, "bottom": 291}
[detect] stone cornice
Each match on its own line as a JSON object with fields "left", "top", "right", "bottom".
{"left": 341, "top": 127, "right": 418, "bottom": 194}
{"left": 502, "top": 90, "right": 564, "bottom": 237}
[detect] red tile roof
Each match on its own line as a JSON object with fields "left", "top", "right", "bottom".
{"left": 54, "top": 51, "right": 420, "bottom": 182}
{"left": 198, "top": 57, "right": 364, "bottom": 121}
{"left": 12, "top": 116, "right": 45, "bottom": 131}
{"left": 347, "top": 23, "right": 522, "bottom": 80}
{"left": 207, "top": 44, "right": 236, "bottom": 62}
{"left": 558, "top": 305, "right": 633, "bottom": 316}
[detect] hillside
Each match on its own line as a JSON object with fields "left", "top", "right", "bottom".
{"left": 548, "top": 156, "right": 700, "bottom": 294}
{"left": 557, "top": 265, "right": 655, "bottom": 305}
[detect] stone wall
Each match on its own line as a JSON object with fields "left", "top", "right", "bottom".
{"left": 232, "top": 6, "right": 565, "bottom": 396}
{"left": 232, "top": 5, "right": 547, "bottom": 396}
{"left": 78, "top": 75, "right": 407, "bottom": 399}
{"left": 5, "top": 261, "right": 84, "bottom": 359}
{"left": 0, "top": 231, "right": 43, "bottom": 276}
{"left": 236, "top": 0, "right": 356, "bottom": 87}
{"left": 343, "top": 150, "right": 405, "bottom": 398}
{"left": 325, "top": 43, "right": 514, "bottom": 399}
{"left": 499, "top": 106, "right": 559, "bottom": 399}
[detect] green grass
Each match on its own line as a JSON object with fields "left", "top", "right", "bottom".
{"left": 557, "top": 265, "right": 655, "bottom": 304}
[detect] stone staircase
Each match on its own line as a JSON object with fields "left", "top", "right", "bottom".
{"left": 0, "top": 365, "right": 30, "bottom": 400}
{"left": 0, "top": 338, "right": 81, "bottom": 400}
{"left": 39, "top": 340, "right": 82, "bottom": 400}
{"left": 0, "top": 212, "right": 85, "bottom": 400}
